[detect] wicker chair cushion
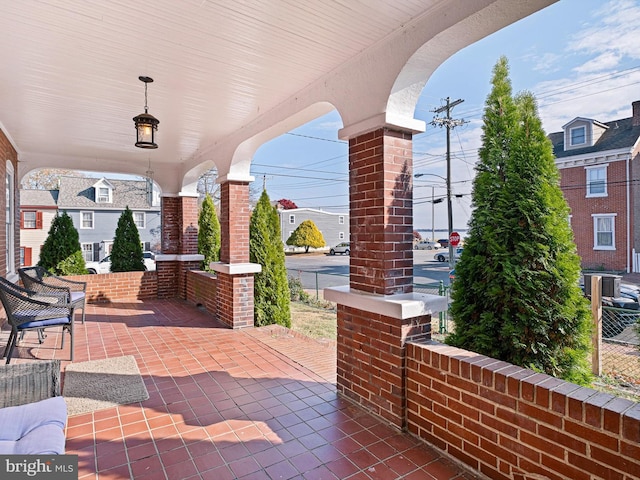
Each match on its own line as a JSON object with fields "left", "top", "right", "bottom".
{"left": 70, "top": 292, "right": 85, "bottom": 303}
{"left": 16, "top": 317, "right": 71, "bottom": 330}
{"left": 0, "top": 396, "right": 67, "bottom": 454}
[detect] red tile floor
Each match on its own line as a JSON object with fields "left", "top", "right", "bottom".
{"left": 2, "top": 299, "right": 481, "bottom": 480}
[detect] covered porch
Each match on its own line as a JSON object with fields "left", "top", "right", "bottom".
{"left": 3, "top": 298, "right": 474, "bottom": 480}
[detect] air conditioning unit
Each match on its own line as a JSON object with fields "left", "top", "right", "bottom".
{"left": 583, "top": 274, "right": 621, "bottom": 298}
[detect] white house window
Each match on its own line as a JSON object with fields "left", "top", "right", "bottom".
{"left": 593, "top": 214, "right": 616, "bottom": 250}
{"left": 339, "top": 216, "right": 344, "bottom": 225}
{"left": 570, "top": 126, "right": 586, "bottom": 146}
{"left": 289, "top": 214, "right": 295, "bottom": 224}
{"left": 81, "top": 243, "right": 93, "bottom": 262}
{"left": 23, "top": 211, "right": 36, "bottom": 229}
{"left": 96, "top": 186, "right": 112, "bottom": 203}
{"left": 586, "top": 166, "right": 607, "bottom": 197}
{"left": 81, "top": 211, "right": 94, "bottom": 229}
{"left": 133, "top": 212, "right": 145, "bottom": 229}
{"left": 339, "top": 232, "right": 345, "bottom": 240}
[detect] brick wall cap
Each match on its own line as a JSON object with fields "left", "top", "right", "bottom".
{"left": 624, "top": 403, "right": 640, "bottom": 421}
{"left": 339, "top": 113, "right": 425, "bottom": 140}
{"left": 585, "top": 391, "right": 617, "bottom": 408}
{"left": 550, "top": 381, "right": 582, "bottom": 396}
{"left": 217, "top": 173, "right": 254, "bottom": 184}
{"left": 521, "top": 372, "right": 553, "bottom": 387}
{"left": 210, "top": 262, "right": 261, "bottom": 275}
{"left": 156, "top": 254, "right": 204, "bottom": 262}
{"left": 602, "top": 396, "right": 637, "bottom": 414}
{"left": 325, "top": 285, "right": 447, "bottom": 319}
{"left": 536, "top": 377, "right": 565, "bottom": 392}
{"left": 566, "top": 386, "right": 598, "bottom": 402}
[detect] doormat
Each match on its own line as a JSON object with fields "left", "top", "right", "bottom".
{"left": 62, "top": 355, "right": 149, "bottom": 416}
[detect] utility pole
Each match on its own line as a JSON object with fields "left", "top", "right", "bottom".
{"left": 431, "top": 97, "right": 466, "bottom": 270}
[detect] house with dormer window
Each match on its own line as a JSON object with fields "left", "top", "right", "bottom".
{"left": 20, "top": 176, "right": 161, "bottom": 266}
{"left": 550, "top": 101, "right": 640, "bottom": 272}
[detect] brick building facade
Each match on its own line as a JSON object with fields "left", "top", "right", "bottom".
{"left": 552, "top": 101, "right": 640, "bottom": 272}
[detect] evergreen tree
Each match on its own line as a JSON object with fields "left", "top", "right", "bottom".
{"left": 286, "top": 220, "right": 326, "bottom": 253}
{"left": 447, "top": 57, "right": 592, "bottom": 384}
{"left": 198, "top": 194, "right": 221, "bottom": 271}
{"left": 250, "top": 190, "right": 291, "bottom": 327}
{"left": 110, "top": 206, "right": 145, "bottom": 272}
{"left": 38, "top": 211, "right": 86, "bottom": 275}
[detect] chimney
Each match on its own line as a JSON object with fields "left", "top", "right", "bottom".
{"left": 633, "top": 101, "right": 640, "bottom": 127}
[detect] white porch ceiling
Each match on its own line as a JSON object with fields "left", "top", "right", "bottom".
{"left": 0, "top": 0, "right": 555, "bottom": 193}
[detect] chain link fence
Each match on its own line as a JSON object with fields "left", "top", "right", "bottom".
{"left": 601, "top": 307, "right": 640, "bottom": 385}
{"left": 286, "top": 269, "right": 452, "bottom": 333}
{"left": 285, "top": 268, "right": 640, "bottom": 397}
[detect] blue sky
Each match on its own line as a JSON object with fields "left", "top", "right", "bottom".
{"left": 250, "top": 0, "right": 640, "bottom": 235}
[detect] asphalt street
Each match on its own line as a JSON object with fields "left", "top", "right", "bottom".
{"left": 285, "top": 249, "right": 452, "bottom": 291}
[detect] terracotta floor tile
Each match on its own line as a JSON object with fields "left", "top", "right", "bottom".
{"left": 265, "top": 459, "right": 300, "bottom": 480}
{"left": 228, "top": 456, "right": 262, "bottom": 478}
{"left": 0, "top": 299, "right": 474, "bottom": 480}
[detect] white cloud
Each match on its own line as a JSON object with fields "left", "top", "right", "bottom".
{"left": 536, "top": 68, "right": 640, "bottom": 132}
{"left": 526, "top": 52, "right": 564, "bottom": 74}
{"left": 573, "top": 52, "right": 622, "bottom": 74}
{"left": 568, "top": 0, "right": 640, "bottom": 71}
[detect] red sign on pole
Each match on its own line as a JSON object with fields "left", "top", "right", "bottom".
{"left": 449, "top": 231, "right": 461, "bottom": 247}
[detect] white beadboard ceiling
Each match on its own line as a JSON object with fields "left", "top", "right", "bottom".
{"left": 0, "top": 0, "right": 555, "bottom": 192}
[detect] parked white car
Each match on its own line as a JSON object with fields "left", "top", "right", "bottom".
{"left": 434, "top": 248, "right": 463, "bottom": 262}
{"left": 414, "top": 240, "right": 441, "bottom": 250}
{"left": 329, "top": 242, "right": 350, "bottom": 255}
{"left": 85, "top": 251, "right": 156, "bottom": 274}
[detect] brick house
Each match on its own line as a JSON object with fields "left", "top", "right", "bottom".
{"left": 551, "top": 100, "right": 640, "bottom": 272}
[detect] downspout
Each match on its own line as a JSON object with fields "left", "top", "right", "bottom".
{"left": 627, "top": 155, "right": 631, "bottom": 273}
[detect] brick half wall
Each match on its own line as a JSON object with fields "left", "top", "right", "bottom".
{"left": 66, "top": 271, "right": 157, "bottom": 303}
{"left": 406, "top": 342, "right": 640, "bottom": 480}
{"left": 186, "top": 270, "right": 218, "bottom": 318}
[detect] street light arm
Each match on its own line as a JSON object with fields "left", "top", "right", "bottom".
{"left": 414, "top": 173, "right": 447, "bottom": 182}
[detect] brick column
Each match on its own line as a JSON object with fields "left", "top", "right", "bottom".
{"left": 211, "top": 181, "right": 260, "bottom": 329}
{"left": 157, "top": 195, "right": 202, "bottom": 299}
{"left": 350, "top": 128, "right": 414, "bottom": 295}
{"left": 325, "top": 127, "right": 448, "bottom": 430}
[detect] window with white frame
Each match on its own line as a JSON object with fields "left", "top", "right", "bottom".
{"left": 22, "top": 211, "right": 37, "bottom": 229}
{"left": 339, "top": 232, "right": 345, "bottom": 240}
{"left": 133, "top": 212, "right": 145, "bottom": 229}
{"left": 80, "top": 211, "right": 94, "bottom": 229}
{"left": 570, "top": 126, "right": 586, "bottom": 146}
{"left": 96, "top": 186, "right": 112, "bottom": 203}
{"left": 81, "top": 243, "right": 93, "bottom": 262}
{"left": 593, "top": 214, "right": 615, "bottom": 250}
{"left": 339, "top": 216, "right": 344, "bottom": 225}
{"left": 289, "top": 214, "right": 295, "bottom": 224}
{"left": 586, "top": 166, "right": 607, "bottom": 197}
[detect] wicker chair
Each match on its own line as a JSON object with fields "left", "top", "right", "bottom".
{"left": 19, "top": 266, "right": 87, "bottom": 324}
{"left": 0, "top": 277, "right": 75, "bottom": 364}
{"left": 0, "top": 360, "right": 67, "bottom": 455}
{"left": 0, "top": 359, "right": 61, "bottom": 408}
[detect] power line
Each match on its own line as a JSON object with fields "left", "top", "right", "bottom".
{"left": 430, "top": 97, "right": 467, "bottom": 267}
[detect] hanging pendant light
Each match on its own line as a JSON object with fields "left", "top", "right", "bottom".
{"left": 133, "top": 76, "right": 159, "bottom": 149}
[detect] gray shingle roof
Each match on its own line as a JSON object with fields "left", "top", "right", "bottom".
{"left": 55, "top": 176, "right": 158, "bottom": 210}
{"left": 20, "top": 189, "right": 59, "bottom": 207}
{"left": 550, "top": 116, "right": 640, "bottom": 159}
